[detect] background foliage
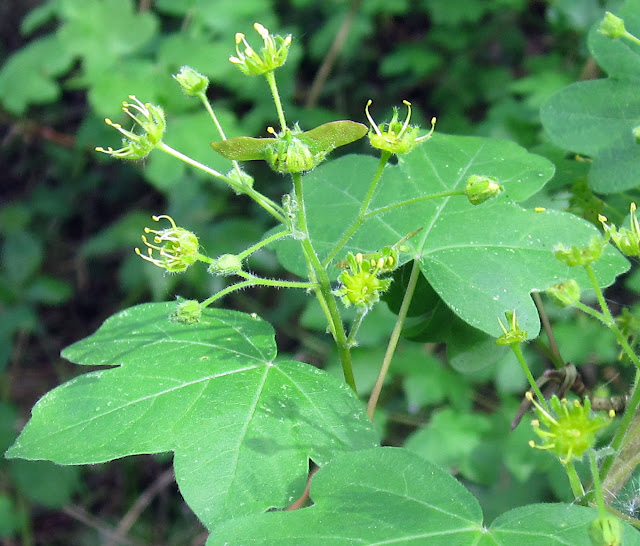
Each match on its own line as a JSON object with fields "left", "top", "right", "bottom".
{"left": 2, "top": 0, "right": 639, "bottom": 544}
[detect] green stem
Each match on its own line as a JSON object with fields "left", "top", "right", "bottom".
{"left": 363, "top": 189, "right": 466, "bottom": 220}
{"left": 158, "top": 142, "right": 285, "bottom": 223}
{"left": 511, "top": 343, "right": 549, "bottom": 411}
{"left": 565, "top": 460, "right": 586, "bottom": 500}
{"left": 198, "top": 92, "right": 245, "bottom": 180}
{"left": 599, "top": 377, "right": 640, "bottom": 482}
{"left": 200, "top": 280, "right": 256, "bottom": 308}
{"left": 346, "top": 309, "right": 368, "bottom": 347}
{"left": 236, "top": 270, "right": 317, "bottom": 290}
{"left": 264, "top": 71, "right": 287, "bottom": 131}
{"left": 292, "top": 172, "right": 357, "bottom": 391}
{"left": 590, "top": 452, "right": 607, "bottom": 518}
{"left": 582, "top": 263, "right": 640, "bottom": 371}
{"left": 322, "top": 152, "right": 391, "bottom": 267}
{"left": 237, "top": 230, "right": 291, "bottom": 261}
{"left": 367, "top": 258, "right": 421, "bottom": 419}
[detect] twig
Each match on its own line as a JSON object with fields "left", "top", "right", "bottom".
{"left": 104, "top": 468, "right": 176, "bottom": 546}
{"left": 305, "top": 0, "right": 363, "bottom": 108}
{"left": 62, "top": 505, "right": 143, "bottom": 546}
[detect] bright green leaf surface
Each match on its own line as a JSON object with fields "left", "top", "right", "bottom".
{"left": 211, "top": 447, "right": 640, "bottom": 544}
{"left": 5, "top": 303, "right": 378, "bottom": 529}
{"left": 541, "top": 0, "right": 640, "bottom": 192}
{"left": 273, "top": 135, "right": 628, "bottom": 337}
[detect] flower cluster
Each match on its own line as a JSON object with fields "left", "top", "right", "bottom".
{"left": 96, "top": 96, "right": 165, "bottom": 160}
{"left": 526, "top": 392, "right": 614, "bottom": 464}
{"left": 229, "top": 23, "right": 292, "bottom": 76}
{"left": 334, "top": 250, "right": 396, "bottom": 309}
{"left": 365, "top": 100, "right": 436, "bottom": 155}
{"left": 135, "top": 215, "right": 200, "bottom": 273}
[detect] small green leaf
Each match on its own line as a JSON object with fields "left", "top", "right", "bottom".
{"left": 6, "top": 303, "right": 377, "bottom": 529}
{"left": 298, "top": 120, "right": 368, "bottom": 152}
{"left": 210, "top": 136, "right": 272, "bottom": 161}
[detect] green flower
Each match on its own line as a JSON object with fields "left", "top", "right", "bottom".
{"left": 95, "top": 96, "right": 165, "bottom": 160}
{"left": 334, "top": 252, "right": 394, "bottom": 309}
{"left": 229, "top": 22, "right": 292, "bottom": 76}
{"left": 365, "top": 99, "right": 435, "bottom": 155}
{"left": 526, "top": 393, "right": 614, "bottom": 465}
{"left": 496, "top": 310, "right": 527, "bottom": 345}
{"left": 135, "top": 215, "right": 201, "bottom": 273}
{"left": 554, "top": 236, "right": 606, "bottom": 267}
{"left": 599, "top": 203, "right": 640, "bottom": 257}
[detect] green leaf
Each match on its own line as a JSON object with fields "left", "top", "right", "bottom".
{"left": 541, "top": 0, "right": 640, "bottom": 193}
{"left": 272, "top": 135, "right": 629, "bottom": 338}
{"left": 57, "top": 0, "right": 158, "bottom": 82}
{"left": 211, "top": 447, "right": 640, "bottom": 544}
{"left": 5, "top": 303, "right": 377, "bottom": 529}
{"left": 0, "top": 36, "right": 74, "bottom": 114}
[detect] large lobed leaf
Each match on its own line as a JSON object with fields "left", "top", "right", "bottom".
{"left": 541, "top": 0, "right": 640, "bottom": 193}
{"left": 211, "top": 447, "right": 640, "bottom": 545}
{"left": 5, "top": 303, "right": 378, "bottom": 529}
{"left": 273, "top": 134, "right": 628, "bottom": 338}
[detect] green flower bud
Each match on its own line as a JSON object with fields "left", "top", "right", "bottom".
{"left": 598, "top": 12, "right": 627, "bottom": 40}
{"left": 589, "top": 515, "right": 622, "bottom": 546}
{"left": 135, "top": 215, "right": 200, "bottom": 273}
{"left": 171, "top": 299, "right": 202, "bottom": 325}
{"left": 365, "top": 100, "right": 436, "bottom": 155}
{"left": 527, "top": 393, "right": 614, "bottom": 465}
{"left": 496, "top": 310, "right": 527, "bottom": 345}
{"left": 226, "top": 167, "right": 254, "bottom": 194}
{"left": 229, "top": 22, "right": 292, "bottom": 76}
{"left": 208, "top": 254, "right": 243, "bottom": 276}
{"left": 547, "top": 279, "right": 581, "bottom": 307}
{"left": 554, "top": 236, "right": 605, "bottom": 267}
{"left": 265, "top": 126, "right": 324, "bottom": 173}
{"left": 465, "top": 175, "right": 503, "bottom": 205}
{"left": 96, "top": 96, "right": 166, "bottom": 160}
{"left": 173, "top": 66, "right": 209, "bottom": 96}
{"left": 600, "top": 203, "right": 640, "bottom": 257}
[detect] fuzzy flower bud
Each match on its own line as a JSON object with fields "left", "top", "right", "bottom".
{"left": 171, "top": 299, "right": 202, "bottom": 325}
{"left": 208, "top": 254, "right": 243, "bottom": 277}
{"left": 547, "top": 279, "right": 582, "bottom": 307}
{"left": 526, "top": 393, "right": 614, "bottom": 465}
{"left": 599, "top": 203, "right": 640, "bottom": 257}
{"left": 95, "top": 96, "right": 165, "bottom": 160}
{"left": 135, "top": 215, "right": 200, "bottom": 273}
{"left": 598, "top": 12, "right": 627, "bottom": 40}
{"left": 465, "top": 175, "right": 503, "bottom": 205}
{"left": 226, "top": 167, "right": 254, "bottom": 193}
{"left": 496, "top": 310, "right": 527, "bottom": 345}
{"left": 554, "top": 236, "right": 605, "bottom": 267}
{"left": 229, "top": 23, "right": 292, "bottom": 76}
{"left": 365, "top": 100, "right": 436, "bottom": 155}
{"left": 173, "top": 66, "right": 209, "bottom": 96}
